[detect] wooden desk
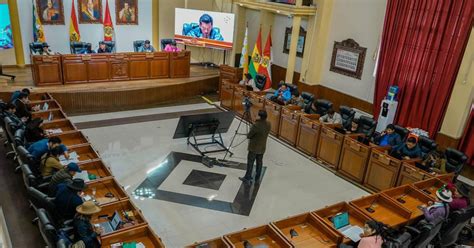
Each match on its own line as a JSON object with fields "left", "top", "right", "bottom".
{"left": 62, "top": 54, "right": 109, "bottom": 84}
{"left": 279, "top": 106, "right": 303, "bottom": 146}
{"left": 28, "top": 92, "right": 52, "bottom": 101}
{"left": 31, "top": 55, "right": 63, "bottom": 86}
{"left": 128, "top": 52, "right": 169, "bottom": 80}
{"left": 381, "top": 185, "right": 433, "bottom": 220}
{"left": 337, "top": 135, "right": 375, "bottom": 183}
{"left": 412, "top": 178, "right": 446, "bottom": 200}
{"left": 78, "top": 159, "right": 113, "bottom": 182}
{"left": 52, "top": 131, "right": 89, "bottom": 147}
{"left": 248, "top": 91, "right": 266, "bottom": 122}
{"left": 437, "top": 173, "right": 455, "bottom": 183}
{"left": 42, "top": 119, "right": 77, "bottom": 135}
{"left": 313, "top": 202, "right": 371, "bottom": 244}
{"left": 169, "top": 51, "right": 191, "bottom": 78}
{"left": 316, "top": 125, "right": 345, "bottom": 168}
{"left": 363, "top": 148, "right": 402, "bottom": 192}
{"left": 272, "top": 212, "right": 341, "bottom": 247}
{"left": 296, "top": 114, "right": 321, "bottom": 157}
{"left": 186, "top": 238, "right": 231, "bottom": 248}
{"left": 220, "top": 81, "right": 235, "bottom": 110}
{"left": 224, "top": 225, "right": 293, "bottom": 248}
{"left": 83, "top": 177, "right": 128, "bottom": 206}
{"left": 350, "top": 194, "right": 412, "bottom": 227}
{"left": 68, "top": 144, "right": 100, "bottom": 163}
{"left": 396, "top": 163, "right": 433, "bottom": 187}
{"left": 91, "top": 199, "right": 147, "bottom": 238}
{"left": 232, "top": 86, "right": 247, "bottom": 117}
{"left": 100, "top": 225, "right": 165, "bottom": 248}
{"left": 219, "top": 65, "right": 242, "bottom": 100}
{"left": 31, "top": 109, "right": 67, "bottom": 122}
{"left": 265, "top": 99, "right": 283, "bottom": 136}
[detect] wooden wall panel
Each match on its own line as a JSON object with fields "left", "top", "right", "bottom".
{"left": 435, "top": 133, "right": 461, "bottom": 151}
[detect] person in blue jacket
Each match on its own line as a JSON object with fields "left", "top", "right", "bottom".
{"left": 390, "top": 137, "right": 422, "bottom": 160}
{"left": 374, "top": 124, "right": 402, "bottom": 147}
{"left": 271, "top": 84, "right": 292, "bottom": 104}
{"left": 185, "top": 14, "right": 224, "bottom": 41}
{"left": 27, "top": 136, "right": 68, "bottom": 160}
{"left": 10, "top": 88, "right": 30, "bottom": 103}
{"left": 73, "top": 201, "right": 101, "bottom": 248}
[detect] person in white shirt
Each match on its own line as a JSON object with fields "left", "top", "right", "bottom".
{"left": 239, "top": 73, "right": 259, "bottom": 92}
{"left": 319, "top": 109, "right": 342, "bottom": 124}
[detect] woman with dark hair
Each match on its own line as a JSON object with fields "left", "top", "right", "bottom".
{"left": 40, "top": 146, "right": 65, "bottom": 177}
{"left": 358, "top": 220, "right": 387, "bottom": 248}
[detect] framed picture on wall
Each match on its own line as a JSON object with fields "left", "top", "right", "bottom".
{"left": 36, "top": 0, "right": 65, "bottom": 25}
{"left": 78, "top": 0, "right": 102, "bottom": 24}
{"left": 116, "top": 0, "right": 138, "bottom": 25}
{"left": 330, "top": 39, "right": 366, "bottom": 80}
{"left": 283, "top": 26, "right": 306, "bottom": 58}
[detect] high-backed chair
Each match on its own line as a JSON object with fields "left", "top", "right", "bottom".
{"left": 301, "top": 92, "right": 315, "bottom": 114}
{"left": 418, "top": 136, "right": 437, "bottom": 158}
{"left": 133, "top": 40, "right": 145, "bottom": 52}
{"left": 394, "top": 125, "right": 410, "bottom": 141}
{"left": 438, "top": 206, "right": 474, "bottom": 247}
{"left": 339, "top": 105, "right": 355, "bottom": 130}
{"left": 70, "top": 41, "right": 88, "bottom": 54}
{"left": 100, "top": 41, "right": 115, "bottom": 52}
{"left": 4, "top": 117, "right": 19, "bottom": 159}
{"left": 17, "top": 146, "right": 41, "bottom": 176}
{"left": 406, "top": 219, "right": 443, "bottom": 248}
{"left": 29, "top": 42, "right": 45, "bottom": 54}
{"left": 313, "top": 99, "right": 333, "bottom": 116}
{"left": 21, "top": 164, "right": 49, "bottom": 192}
{"left": 161, "top": 39, "right": 175, "bottom": 50}
{"left": 14, "top": 128, "right": 26, "bottom": 148}
{"left": 36, "top": 208, "right": 58, "bottom": 247}
{"left": 254, "top": 74, "right": 266, "bottom": 91}
{"left": 444, "top": 148, "right": 468, "bottom": 174}
{"left": 356, "top": 116, "right": 377, "bottom": 137}
{"left": 384, "top": 231, "right": 411, "bottom": 248}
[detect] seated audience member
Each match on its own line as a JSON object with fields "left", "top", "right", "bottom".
{"left": 163, "top": 40, "right": 181, "bottom": 52}
{"left": 40, "top": 146, "right": 66, "bottom": 177}
{"left": 25, "top": 118, "right": 45, "bottom": 143}
{"left": 373, "top": 124, "right": 402, "bottom": 147}
{"left": 420, "top": 187, "right": 452, "bottom": 223}
{"left": 33, "top": 43, "right": 54, "bottom": 55}
{"left": 54, "top": 179, "right": 86, "bottom": 221}
{"left": 390, "top": 137, "right": 422, "bottom": 160}
{"left": 447, "top": 183, "right": 470, "bottom": 211}
{"left": 139, "top": 40, "right": 156, "bottom": 52}
{"left": 48, "top": 162, "right": 81, "bottom": 197}
{"left": 73, "top": 201, "right": 102, "bottom": 248}
{"left": 28, "top": 136, "right": 68, "bottom": 160}
{"left": 319, "top": 109, "right": 342, "bottom": 124}
{"left": 359, "top": 220, "right": 387, "bottom": 248}
{"left": 10, "top": 88, "right": 30, "bottom": 103}
{"left": 270, "top": 83, "right": 291, "bottom": 104}
{"left": 343, "top": 118, "right": 359, "bottom": 134}
{"left": 97, "top": 42, "right": 109, "bottom": 53}
{"left": 418, "top": 150, "right": 446, "bottom": 173}
{"left": 78, "top": 44, "right": 95, "bottom": 54}
{"left": 4, "top": 103, "right": 26, "bottom": 128}
{"left": 239, "top": 73, "right": 259, "bottom": 91}
{"left": 289, "top": 91, "right": 305, "bottom": 108}
{"left": 15, "top": 92, "right": 36, "bottom": 121}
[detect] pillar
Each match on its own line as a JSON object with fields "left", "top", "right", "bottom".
{"left": 285, "top": 15, "right": 301, "bottom": 83}
{"left": 7, "top": 0, "right": 25, "bottom": 67}
{"left": 152, "top": 0, "right": 159, "bottom": 49}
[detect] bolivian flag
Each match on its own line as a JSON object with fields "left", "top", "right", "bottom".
{"left": 248, "top": 28, "right": 262, "bottom": 79}
{"left": 69, "top": 0, "right": 80, "bottom": 42}
{"left": 33, "top": 0, "right": 45, "bottom": 42}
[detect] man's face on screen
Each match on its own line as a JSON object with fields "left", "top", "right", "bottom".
{"left": 200, "top": 22, "right": 212, "bottom": 38}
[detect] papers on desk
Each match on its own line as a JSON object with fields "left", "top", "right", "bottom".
{"left": 45, "top": 128, "right": 63, "bottom": 135}
{"left": 59, "top": 152, "right": 79, "bottom": 165}
{"left": 74, "top": 170, "right": 90, "bottom": 182}
{"left": 111, "top": 242, "right": 146, "bottom": 248}
{"left": 340, "top": 225, "right": 364, "bottom": 242}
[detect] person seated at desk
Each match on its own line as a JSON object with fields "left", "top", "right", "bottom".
{"left": 420, "top": 187, "right": 452, "bottom": 223}
{"left": 289, "top": 91, "right": 305, "bottom": 108}
{"left": 447, "top": 183, "right": 470, "bottom": 211}
{"left": 10, "top": 88, "right": 30, "bottom": 103}
{"left": 97, "top": 42, "right": 110, "bottom": 53}
{"left": 239, "top": 73, "right": 259, "bottom": 92}
{"left": 339, "top": 220, "right": 388, "bottom": 248}
{"left": 25, "top": 118, "right": 46, "bottom": 143}
{"left": 344, "top": 118, "right": 360, "bottom": 134}
{"left": 163, "top": 40, "right": 181, "bottom": 52}
{"left": 418, "top": 150, "right": 446, "bottom": 173}
{"left": 390, "top": 137, "right": 422, "bottom": 160}
{"left": 270, "top": 84, "right": 291, "bottom": 104}
{"left": 319, "top": 108, "right": 342, "bottom": 124}
{"left": 3, "top": 103, "right": 26, "bottom": 128}
{"left": 373, "top": 124, "right": 402, "bottom": 147}
{"left": 28, "top": 136, "right": 68, "bottom": 161}
{"left": 48, "top": 162, "right": 81, "bottom": 197}
{"left": 139, "top": 40, "right": 156, "bottom": 52}
{"left": 78, "top": 44, "right": 95, "bottom": 54}
{"left": 73, "top": 201, "right": 102, "bottom": 248}
{"left": 54, "top": 178, "right": 86, "bottom": 221}
{"left": 33, "top": 43, "right": 54, "bottom": 55}
{"left": 40, "top": 146, "right": 66, "bottom": 177}
{"left": 14, "top": 92, "right": 38, "bottom": 121}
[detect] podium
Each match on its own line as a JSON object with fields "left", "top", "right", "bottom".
{"left": 316, "top": 125, "right": 345, "bottom": 168}
{"left": 248, "top": 91, "right": 266, "bottom": 123}
{"left": 278, "top": 105, "right": 303, "bottom": 146}
{"left": 220, "top": 80, "right": 235, "bottom": 110}
{"left": 31, "top": 55, "right": 63, "bottom": 86}
{"left": 337, "top": 135, "right": 375, "bottom": 183}
{"left": 264, "top": 99, "right": 283, "bottom": 136}
{"left": 296, "top": 114, "right": 321, "bottom": 157}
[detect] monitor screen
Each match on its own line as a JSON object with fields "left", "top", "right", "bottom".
{"left": 0, "top": 4, "right": 13, "bottom": 50}
{"left": 332, "top": 212, "right": 349, "bottom": 229}
{"left": 174, "top": 8, "right": 235, "bottom": 50}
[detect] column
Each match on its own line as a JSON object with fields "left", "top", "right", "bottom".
{"left": 152, "top": 0, "right": 159, "bottom": 49}
{"left": 285, "top": 15, "right": 301, "bottom": 83}
{"left": 230, "top": 4, "right": 247, "bottom": 67}
{"left": 7, "top": 0, "right": 25, "bottom": 66}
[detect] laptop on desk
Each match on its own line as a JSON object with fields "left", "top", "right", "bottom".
{"left": 98, "top": 211, "right": 122, "bottom": 234}
{"left": 332, "top": 212, "right": 364, "bottom": 242}
{"left": 42, "top": 102, "right": 49, "bottom": 111}
{"left": 48, "top": 112, "right": 53, "bottom": 121}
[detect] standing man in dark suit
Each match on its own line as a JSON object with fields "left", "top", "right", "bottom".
{"left": 239, "top": 110, "right": 271, "bottom": 184}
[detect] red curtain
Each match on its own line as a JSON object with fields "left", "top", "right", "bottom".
{"left": 374, "top": 0, "right": 474, "bottom": 137}
{"left": 459, "top": 104, "right": 474, "bottom": 167}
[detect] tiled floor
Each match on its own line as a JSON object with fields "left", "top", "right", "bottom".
{"left": 71, "top": 103, "right": 368, "bottom": 247}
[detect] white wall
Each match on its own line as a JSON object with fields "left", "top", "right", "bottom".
{"left": 319, "top": 0, "right": 387, "bottom": 103}
{"left": 18, "top": 0, "right": 152, "bottom": 64}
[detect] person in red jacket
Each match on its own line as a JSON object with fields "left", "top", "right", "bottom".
{"left": 447, "top": 182, "right": 470, "bottom": 211}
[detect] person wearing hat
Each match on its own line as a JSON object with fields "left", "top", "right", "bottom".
{"left": 447, "top": 182, "right": 470, "bottom": 211}
{"left": 138, "top": 40, "right": 156, "bottom": 52}
{"left": 40, "top": 146, "right": 66, "bottom": 177}
{"left": 97, "top": 41, "right": 110, "bottom": 53}
{"left": 421, "top": 186, "right": 452, "bottom": 223}
{"left": 73, "top": 201, "right": 101, "bottom": 248}
{"left": 48, "top": 162, "right": 82, "bottom": 197}
{"left": 54, "top": 178, "right": 86, "bottom": 220}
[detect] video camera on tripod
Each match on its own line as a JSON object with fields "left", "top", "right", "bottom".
{"left": 242, "top": 96, "right": 252, "bottom": 112}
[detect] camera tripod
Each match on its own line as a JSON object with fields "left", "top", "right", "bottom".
{"left": 223, "top": 103, "right": 253, "bottom": 160}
